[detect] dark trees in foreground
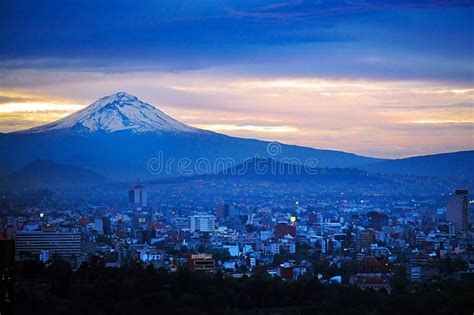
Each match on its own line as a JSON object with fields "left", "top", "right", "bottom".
{"left": 16, "top": 258, "right": 474, "bottom": 315}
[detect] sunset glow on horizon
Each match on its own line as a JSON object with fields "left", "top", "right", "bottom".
{"left": 1, "top": 73, "right": 472, "bottom": 158}
{"left": 1, "top": 1, "right": 472, "bottom": 158}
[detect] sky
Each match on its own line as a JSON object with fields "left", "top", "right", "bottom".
{"left": 0, "top": 0, "right": 473, "bottom": 158}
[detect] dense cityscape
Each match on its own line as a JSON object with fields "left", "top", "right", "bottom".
{"left": 1, "top": 1, "right": 473, "bottom": 314}
{"left": 1, "top": 174, "right": 473, "bottom": 313}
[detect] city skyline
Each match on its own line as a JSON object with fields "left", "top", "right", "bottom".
{"left": 1, "top": 2, "right": 473, "bottom": 314}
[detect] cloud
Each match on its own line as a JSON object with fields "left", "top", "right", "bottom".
{"left": 407, "top": 120, "right": 474, "bottom": 125}
{"left": 231, "top": 0, "right": 474, "bottom": 19}
{"left": 0, "top": 2, "right": 472, "bottom": 157}
{"left": 0, "top": 95, "right": 42, "bottom": 104}
{"left": 372, "top": 102, "right": 474, "bottom": 110}
{"left": 0, "top": 103, "right": 83, "bottom": 113}
{"left": 0, "top": 1, "right": 472, "bottom": 83}
{"left": 193, "top": 124, "right": 298, "bottom": 133}
{"left": 0, "top": 110, "right": 73, "bottom": 132}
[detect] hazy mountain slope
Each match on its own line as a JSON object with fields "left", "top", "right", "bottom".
{"left": 207, "top": 158, "right": 388, "bottom": 183}
{"left": 3, "top": 159, "right": 109, "bottom": 189}
{"left": 360, "top": 151, "right": 474, "bottom": 178}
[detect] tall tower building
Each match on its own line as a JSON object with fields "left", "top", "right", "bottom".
{"left": 447, "top": 189, "right": 469, "bottom": 233}
{"left": 190, "top": 215, "right": 215, "bottom": 233}
{"left": 129, "top": 184, "right": 147, "bottom": 208}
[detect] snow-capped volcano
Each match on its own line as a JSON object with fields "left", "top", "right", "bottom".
{"left": 3, "top": 91, "right": 383, "bottom": 180}
{"left": 22, "top": 92, "right": 200, "bottom": 134}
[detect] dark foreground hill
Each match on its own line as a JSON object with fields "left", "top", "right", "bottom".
{"left": 2, "top": 159, "right": 108, "bottom": 189}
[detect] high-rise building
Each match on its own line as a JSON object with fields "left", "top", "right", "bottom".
{"left": 15, "top": 231, "right": 81, "bottom": 259}
{"left": 102, "top": 216, "right": 112, "bottom": 235}
{"left": 0, "top": 240, "right": 14, "bottom": 315}
{"left": 128, "top": 184, "right": 147, "bottom": 208}
{"left": 190, "top": 215, "right": 215, "bottom": 233}
{"left": 447, "top": 189, "right": 469, "bottom": 233}
{"left": 357, "top": 229, "right": 375, "bottom": 249}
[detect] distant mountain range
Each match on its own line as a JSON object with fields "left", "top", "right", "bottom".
{"left": 2, "top": 159, "right": 108, "bottom": 189}
{"left": 0, "top": 92, "right": 472, "bottom": 181}
{"left": 359, "top": 151, "right": 474, "bottom": 179}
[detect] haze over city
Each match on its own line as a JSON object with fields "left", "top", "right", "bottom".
{"left": 1, "top": 1, "right": 474, "bottom": 315}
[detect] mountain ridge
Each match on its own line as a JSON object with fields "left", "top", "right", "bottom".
{"left": 2, "top": 159, "right": 109, "bottom": 189}
{"left": 149, "top": 157, "right": 390, "bottom": 184}
{"left": 2, "top": 92, "right": 471, "bottom": 180}
{"left": 360, "top": 150, "right": 474, "bottom": 179}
